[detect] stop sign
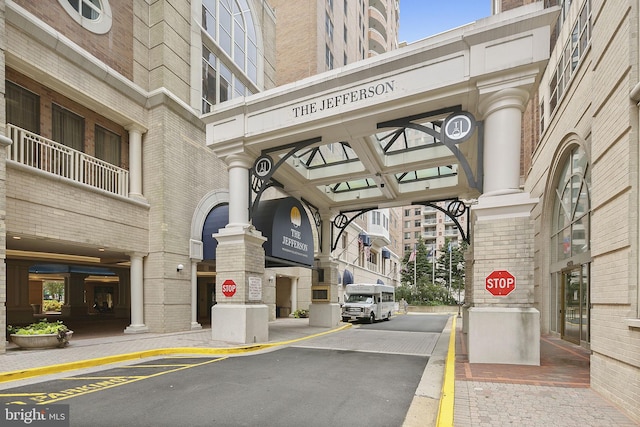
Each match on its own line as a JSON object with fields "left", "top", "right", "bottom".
{"left": 485, "top": 270, "right": 516, "bottom": 296}
{"left": 222, "top": 279, "right": 237, "bottom": 297}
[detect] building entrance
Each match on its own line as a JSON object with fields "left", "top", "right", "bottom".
{"left": 561, "top": 265, "right": 589, "bottom": 346}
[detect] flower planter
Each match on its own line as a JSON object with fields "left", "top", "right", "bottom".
{"left": 10, "top": 331, "right": 73, "bottom": 349}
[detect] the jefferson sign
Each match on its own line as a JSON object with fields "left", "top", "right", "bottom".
{"left": 292, "top": 80, "right": 395, "bottom": 118}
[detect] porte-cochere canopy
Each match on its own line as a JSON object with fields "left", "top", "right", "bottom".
{"left": 204, "top": 5, "right": 558, "bottom": 215}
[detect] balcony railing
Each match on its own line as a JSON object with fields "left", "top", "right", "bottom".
{"left": 7, "top": 124, "right": 129, "bottom": 197}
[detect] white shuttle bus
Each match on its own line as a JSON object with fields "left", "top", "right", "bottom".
{"left": 341, "top": 283, "right": 395, "bottom": 323}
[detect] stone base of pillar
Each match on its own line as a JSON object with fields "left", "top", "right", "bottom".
{"left": 212, "top": 304, "right": 268, "bottom": 344}
{"left": 124, "top": 324, "right": 149, "bottom": 334}
{"left": 468, "top": 307, "right": 540, "bottom": 365}
{"left": 309, "top": 303, "right": 341, "bottom": 328}
{"left": 190, "top": 322, "right": 203, "bottom": 330}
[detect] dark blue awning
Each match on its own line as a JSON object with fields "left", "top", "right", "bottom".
{"left": 343, "top": 269, "right": 354, "bottom": 285}
{"left": 29, "top": 264, "right": 116, "bottom": 275}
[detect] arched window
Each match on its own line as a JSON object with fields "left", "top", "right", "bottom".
{"left": 550, "top": 144, "right": 591, "bottom": 345}
{"left": 201, "top": 0, "right": 258, "bottom": 112}
{"left": 551, "top": 145, "right": 590, "bottom": 261}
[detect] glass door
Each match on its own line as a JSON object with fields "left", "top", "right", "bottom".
{"left": 561, "top": 265, "right": 589, "bottom": 345}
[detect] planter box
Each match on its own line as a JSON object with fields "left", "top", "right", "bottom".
{"left": 10, "top": 331, "right": 73, "bottom": 349}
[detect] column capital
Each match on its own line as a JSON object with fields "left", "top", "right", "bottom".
{"left": 124, "top": 123, "right": 147, "bottom": 134}
{"left": 478, "top": 88, "right": 530, "bottom": 119}
{"left": 225, "top": 153, "right": 253, "bottom": 170}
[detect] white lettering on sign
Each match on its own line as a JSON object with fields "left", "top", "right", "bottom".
{"left": 282, "top": 235, "right": 308, "bottom": 251}
{"left": 222, "top": 283, "right": 236, "bottom": 294}
{"left": 486, "top": 277, "right": 515, "bottom": 289}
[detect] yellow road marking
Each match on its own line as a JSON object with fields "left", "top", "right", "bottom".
{"left": 32, "top": 356, "right": 229, "bottom": 404}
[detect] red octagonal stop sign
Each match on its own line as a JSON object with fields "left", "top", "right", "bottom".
{"left": 485, "top": 270, "right": 516, "bottom": 296}
{"left": 222, "top": 279, "right": 237, "bottom": 297}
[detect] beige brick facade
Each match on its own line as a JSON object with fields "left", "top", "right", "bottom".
{"left": 524, "top": 0, "right": 640, "bottom": 421}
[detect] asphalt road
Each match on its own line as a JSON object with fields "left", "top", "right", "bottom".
{"left": 0, "top": 314, "right": 450, "bottom": 427}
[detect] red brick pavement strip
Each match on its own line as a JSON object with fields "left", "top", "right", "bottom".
{"left": 453, "top": 325, "right": 640, "bottom": 426}
{"left": 455, "top": 329, "right": 590, "bottom": 387}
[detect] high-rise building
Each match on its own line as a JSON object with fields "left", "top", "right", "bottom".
{"left": 271, "top": 0, "right": 403, "bottom": 294}
{"left": 271, "top": 0, "right": 399, "bottom": 86}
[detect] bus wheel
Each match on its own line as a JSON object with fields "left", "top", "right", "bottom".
{"left": 385, "top": 312, "right": 391, "bottom": 321}
{"left": 369, "top": 313, "right": 375, "bottom": 324}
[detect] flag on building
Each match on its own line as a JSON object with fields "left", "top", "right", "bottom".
{"left": 408, "top": 248, "right": 416, "bottom": 262}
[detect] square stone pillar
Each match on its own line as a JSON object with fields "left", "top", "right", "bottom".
{"left": 309, "top": 257, "right": 341, "bottom": 328}
{"left": 467, "top": 192, "right": 540, "bottom": 365}
{"left": 211, "top": 226, "right": 268, "bottom": 343}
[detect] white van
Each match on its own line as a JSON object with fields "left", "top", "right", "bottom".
{"left": 342, "top": 283, "right": 395, "bottom": 323}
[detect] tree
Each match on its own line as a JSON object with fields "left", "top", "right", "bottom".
{"left": 434, "top": 239, "right": 467, "bottom": 293}
{"left": 400, "top": 238, "right": 434, "bottom": 287}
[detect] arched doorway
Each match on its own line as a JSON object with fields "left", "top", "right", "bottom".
{"left": 549, "top": 144, "right": 591, "bottom": 346}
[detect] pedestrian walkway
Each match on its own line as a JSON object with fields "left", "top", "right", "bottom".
{"left": 453, "top": 318, "right": 639, "bottom": 426}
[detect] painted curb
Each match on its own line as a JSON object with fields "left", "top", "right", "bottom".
{"left": 436, "top": 316, "right": 457, "bottom": 426}
{"left": 0, "top": 323, "right": 352, "bottom": 384}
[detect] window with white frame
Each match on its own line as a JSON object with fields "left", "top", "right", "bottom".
{"left": 58, "top": 0, "right": 113, "bottom": 34}
{"left": 201, "top": 0, "right": 258, "bottom": 111}
{"left": 549, "top": 0, "right": 591, "bottom": 114}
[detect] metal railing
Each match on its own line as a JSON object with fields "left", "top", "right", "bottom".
{"left": 7, "top": 124, "right": 129, "bottom": 197}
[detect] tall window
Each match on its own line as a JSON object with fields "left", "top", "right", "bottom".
{"left": 201, "top": 0, "right": 258, "bottom": 111}
{"left": 551, "top": 144, "right": 590, "bottom": 344}
{"left": 549, "top": 0, "right": 591, "bottom": 114}
{"left": 325, "top": 45, "right": 334, "bottom": 69}
{"left": 52, "top": 104, "right": 84, "bottom": 152}
{"left": 95, "top": 125, "right": 121, "bottom": 165}
{"left": 6, "top": 81, "right": 40, "bottom": 134}
{"left": 551, "top": 146, "right": 590, "bottom": 261}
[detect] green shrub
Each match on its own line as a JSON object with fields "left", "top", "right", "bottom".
{"left": 7, "top": 319, "right": 69, "bottom": 337}
{"left": 42, "top": 300, "right": 62, "bottom": 312}
{"left": 292, "top": 309, "right": 309, "bottom": 318}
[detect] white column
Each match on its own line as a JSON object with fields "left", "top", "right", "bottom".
{"left": 125, "top": 253, "right": 149, "bottom": 333}
{"left": 125, "top": 124, "right": 145, "bottom": 199}
{"left": 190, "top": 260, "right": 202, "bottom": 330}
{"left": 226, "top": 154, "right": 252, "bottom": 228}
{"left": 290, "top": 277, "right": 298, "bottom": 314}
{"left": 478, "top": 88, "right": 529, "bottom": 197}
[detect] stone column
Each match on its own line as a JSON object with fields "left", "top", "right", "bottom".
{"left": 211, "top": 154, "right": 269, "bottom": 343}
{"left": 125, "top": 253, "right": 149, "bottom": 333}
{"left": 125, "top": 124, "right": 145, "bottom": 200}
{"left": 309, "top": 211, "right": 341, "bottom": 327}
{"left": 466, "top": 88, "right": 540, "bottom": 365}
{"left": 190, "top": 260, "right": 202, "bottom": 330}
{"left": 0, "top": 134, "right": 11, "bottom": 354}
{"left": 290, "top": 276, "right": 298, "bottom": 314}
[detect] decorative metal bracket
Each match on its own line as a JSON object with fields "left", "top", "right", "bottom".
{"left": 414, "top": 199, "right": 472, "bottom": 244}
{"left": 378, "top": 107, "right": 484, "bottom": 194}
{"left": 331, "top": 207, "right": 376, "bottom": 251}
{"left": 249, "top": 137, "right": 321, "bottom": 221}
{"left": 249, "top": 137, "right": 324, "bottom": 250}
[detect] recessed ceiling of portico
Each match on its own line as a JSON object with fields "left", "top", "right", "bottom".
{"left": 204, "top": 4, "right": 558, "bottom": 215}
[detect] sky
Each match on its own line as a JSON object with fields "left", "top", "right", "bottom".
{"left": 398, "top": 1, "right": 492, "bottom": 43}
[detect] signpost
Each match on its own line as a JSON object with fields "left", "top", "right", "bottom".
{"left": 222, "top": 279, "right": 237, "bottom": 297}
{"left": 485, "top": 270, "right": 516, "bottom": 296}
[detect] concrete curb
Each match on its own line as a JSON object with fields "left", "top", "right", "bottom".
{"left": 0, "top": 323, "right": 352, "bottom": 384}
{"left": 403, "top": 315, "right": 455, "bottom": 427}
